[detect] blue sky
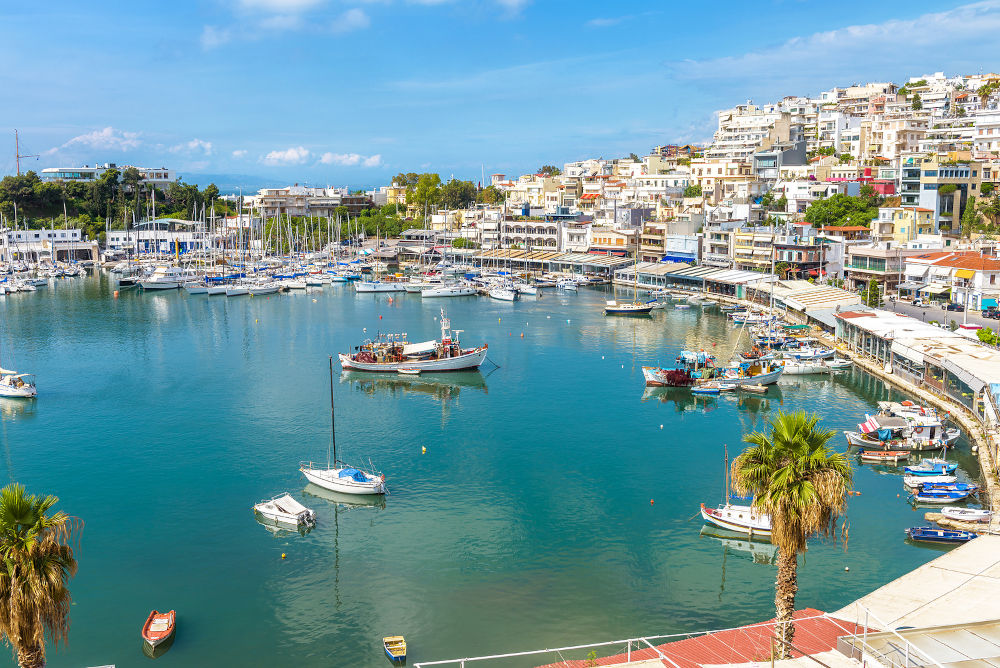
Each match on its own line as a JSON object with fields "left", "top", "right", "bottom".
{"left": 2, "top": 0, "right": 999, "bottom": 188}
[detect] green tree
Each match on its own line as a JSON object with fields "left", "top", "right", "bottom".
{"left": 0, "top": 483, "right": 79, "bottom": 668}
{"left": 961, "top": 198, "right": 980, "bottom": 238}
{"left": 862, "top": 277, "right": 882, "bottom": 307}
{"left": 775, "top": 195, "right": 788, "bottom": 211}
{"left": 538, "top": 165, "right": 561, "bottom": 177}
{"left": 409, "top": 173, "right": 442, "bottom": 212}
{"left": 731, "top": 412, "right": 852, "bottom": 660}
{"left": 912, "top": 93, "right": 923, "bottom": 110}
{"left": 477, "top": 185, "right": 506, "bottom": 205}
{"left": 439, "top": 179, "right": 477, "bottom": 210}
{"left": 683, "top": 184, "right": 703, "bottom": 198}
{"left": 804, "top": 193, "right": 879, "bottom": 228}
{"left": 760, "top": 191, "right": 775, "bottom": 209}
{"left": 981, "top": 182, "right": 995, "bottom": 196}
{"left": 203, "top": 184, "right": 220, "bottom": 203}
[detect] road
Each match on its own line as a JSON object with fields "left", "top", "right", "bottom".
{"left": 884, "top": 299, "right": 999, "bottom": 330}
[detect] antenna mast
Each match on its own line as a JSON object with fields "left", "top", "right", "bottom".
{"left": 14, "top": 130, "right": 39, "bottom": 176}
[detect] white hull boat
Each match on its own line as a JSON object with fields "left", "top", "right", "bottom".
{"left": 700, "top": 503, "right": 772, "bottom": 538}
{"left": 903, "top": 475, "right": 957, "bottom": 488}
{"left": 714, "top": 366, "right": 784, "bottom": 388}
{"left": 0, "top": 371, "right": 36, "bottom": 398}
{"left": 604, "top": 300, "right": 654, "bottom": 315}
{"left": 300, "top": 464, "right": 387, "bottom": 495}
{"left": 253, "top": 493, "right": 316, "bottom": 526}
{"left": 248, "top": 283, "right": 281, "bottom": 296}
{"left": 355, "top": 281, "right": 406, "bottom": 293}
{"left": 780, "top": 360, "right": 830, "bottom": 375}
{"left": 488, "top": 287, "right": 517, "bottom": 301}
{"left": 338, "top": 347, "right": 487, "bottom": 372}
{"left": 941, "top": 507, "right": 992, "bottom": 523}
{"left": 207, "top": 285, "right": 228, "bottom": 295}
{"left": 422, "top": 286, "right": 477, "bottom": 298}
{"left": 283, "top": 279, "right": 308, "bottom": 290}
{"left": 226, "top": 286, "right": 250, "bottom": 297}
{"left": 183, "top": 282, "right": 208, "bottom": 294}
{"left": 557, "top": 281, "right": 578, "bottom": 291}
{"left": 514, "top": 283, "right": 538, "bottom": 296}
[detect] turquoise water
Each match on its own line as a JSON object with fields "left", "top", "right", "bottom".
{"left": 0, "top": 276, "right": 981, "bottom": 668}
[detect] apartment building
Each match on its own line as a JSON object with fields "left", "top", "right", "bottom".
{"left": 901, "top": 250, "right": 1000, "bottom": 309}
{"left": 41, "top": 164, "right": 177, "bottom": 187}
{"left": 844, "top": 244, "right": 927, "bottom": 293}
{"left": 871, "top": 207, "right": 935, "bottom": 244}
{"left": 705, "top": 104, "right": 791, "bottom": 162}
{"left": 731, "top": 229, "right": 776, "bottom": 271}
{"left": 915, "top": 154, "right": 983, "bottom": 230}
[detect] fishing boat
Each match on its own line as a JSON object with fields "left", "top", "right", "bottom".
{"left": 826, "top": 358, "right": 853, "bottom": 370}
{"left": 642, "top": 351, "right": 717, "bottom": 387}
{"left": 859, "top": 450, "right": 909, "bottom": 463}
{"left": 903, "top": 474, "right": 956, "bottom": 488}
{"left": 383, "top": 635, "right": 407, "bottom": 662}
{"left": 253, "top": 493, "right": 317, "bottom": 527}
{"left": 905, "top": 526, "right": 978, "bottom": 544}
{"left": 941, "top": 507, "right": 993, "bottom": 523}
{"left": 845, "top": 415, "right": 960, "bottom": 451}
{"left": 141, "top": 610, "right": 176, "bottom": 648}
{"left": 339, "top": 309, "right": 487, "bottom": 372}
{"left": 397, "top": 367, "right": 421, "bottom": 375}
{"left": 909, "top": 488, "right": 974, "bottom": 504}
{"left": 708, "top": 360, "right": 785, "bottom": 388}
{"left": 783, "top": 345, "right": 835, "bottom": 361}
{"left": 905, "top": 458, "right": 958, "bottom": 476}
{"left": 300, "top": 357, "right": 387, "bottom": 496}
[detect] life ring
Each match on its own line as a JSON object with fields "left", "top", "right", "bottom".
{"left": 915, "top": 427, "right": 924, "bottom": 435}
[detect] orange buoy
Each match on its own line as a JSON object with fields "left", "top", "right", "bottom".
{"left": 379, "top": 315, "right": 382, "bottom": 320}
{"left": 113, "top": 290, "right": 119, "bottom": 299}
{"left": 650, "top": 499, "right": 654, "bottom": 505}
{"left": 520, "top": 332, "right": 524, "bottom": 338}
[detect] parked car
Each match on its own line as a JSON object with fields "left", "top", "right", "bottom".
{"left": 946, "top": 303, "right": 965, "bottom": 312}
{"left": 912, "top": 298, "right": 928, "bottom": 307}
{"left": 984, "top": 307, "right": 1000, "bottom": 319}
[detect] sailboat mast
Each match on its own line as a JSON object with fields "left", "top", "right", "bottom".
{"left": 329, "top": 355, "right": 337, "bottom": 465}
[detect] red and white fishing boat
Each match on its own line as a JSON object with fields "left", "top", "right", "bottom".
{"left": 339, "top": 309, "right": 487, "bottom": 372}
{"left": 859, "top": 450, "right": 910, "bottom": 463}
{"left": 141, "top": 610, "right": 176, "bottom": 648}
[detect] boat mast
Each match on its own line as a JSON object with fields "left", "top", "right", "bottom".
{"left": 329, "top": 355, "right": 337, "bottom": 466}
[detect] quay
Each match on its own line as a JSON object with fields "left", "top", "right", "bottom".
{"left": 415, "top": 536, "right": 1000, "bottom": 668}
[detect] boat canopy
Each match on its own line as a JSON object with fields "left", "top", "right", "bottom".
{"left": 402, "top": 340, "right": 437, "bottom": 356}
{"left": 0, "top": 368, "right": 15, "bottom": 375}
{"left": 338, "top": 468, "right": 370, "bottom": 482}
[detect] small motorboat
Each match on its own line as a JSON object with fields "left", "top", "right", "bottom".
{"left": 905, "top": 526, "right": 978, "bottom": 544}
{"left": 903, "top": 474, "right": 956, "bottom": 488}
{"left": 826, "top": 358, "right": 853, "bottom": 370}
{"left": 253, "top": 493, "right": 317, "bottom": 526}
{"left": 738, "top": 384, "right": 768, "bottom": 394}
{"left": 692, "top": 384, "right": 721, "bottom": 395}
{"left": 860, "top": 450, "right": 909, "bottom": 464}
{"left": 941, "top": 507, "right": 993, "bottom": 523}
{"left": 397, "top": 367, "right": 421, "bottom": 375}
{"left": 383, "top": 635, "right": 407, "bottom": 663}
{"left": 921, "top": 482, "right": 979, "bottom": 493}
{"left": 910, "top": 488, "right": 974, "bottom": 504}
{"left": 905, "top": 459, "right": 958, "bottom": 476}
{"left": 141, "top": 609, "right": 176, "bottom": 648}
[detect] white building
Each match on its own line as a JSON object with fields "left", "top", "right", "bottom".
{"left": 2, "top": 228, "right": 97, "bottom": 262}
{"left": 41, "top": 164, "right": 176, "bottom": 187}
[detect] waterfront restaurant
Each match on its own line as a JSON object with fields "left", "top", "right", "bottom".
{"left": 473, "top": 249, "right": 632, "bottom": 277}
{"left": 612, "top": 263, "right": 780, "bottom": 298}
{"left": 835, "top": 310, "right": 1000, "bottom": 426}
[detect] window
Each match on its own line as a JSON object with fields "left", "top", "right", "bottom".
{"left": 924, "top": 170, "right": 938, "bottom": 177}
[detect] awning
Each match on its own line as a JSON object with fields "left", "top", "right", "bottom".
{"left": 659, "top": 254, "right": 696, "bottom": 263}
{"left": 920, "top": 284, "right": 950, "bottom": 295}
{"left": 955, "top": 269, "right": 975, "bottom": 279}
{"left": 983, "top": 298, "right": 998, "bottom": 309}
{"left": 897, "top": 282, "right": 925, "bottom": 291}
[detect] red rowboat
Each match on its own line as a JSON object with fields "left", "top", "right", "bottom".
{"left": 859, "top": 450, "right": 909, "bottom": 463}
{"left": 141, "top": 610, "right": 176, "bottom": 647}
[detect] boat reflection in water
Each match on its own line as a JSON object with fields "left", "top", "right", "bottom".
{"left": 341, "top": 370, "right": 488, "bottom": 404}
{"left": 699, "top": 525, "right": 778, "bottom": 565}
{"left": 641, "top": 386, "right": 718, "bottom": 412}
{"left": 302, "top": 483, "right": 387, "bottom": 512}
{"left": 140, "top": 632, "right": 175, "bottom": 659}
{"left": 0, "top": 397, "right": 38, "bottom": 420}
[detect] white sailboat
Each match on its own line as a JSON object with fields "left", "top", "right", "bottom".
{"left": 300, "top": 357, "right": 387, "bottom": 495}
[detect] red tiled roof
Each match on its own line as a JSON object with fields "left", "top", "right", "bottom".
{"left": 536, "top": 609, "right": 863, "bottom": 668}
{"left": 836, "top": 311, "right": 878, "bottom": 319}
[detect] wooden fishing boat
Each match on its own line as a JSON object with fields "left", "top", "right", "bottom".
{"left": 141, "top": 610, "right": 176, "bottom": 648}
{"left": 383, "top": 635, "right": 407, "bottom": 662}
{"left": 859, "top": 450, "right": 909, "bottom": 463}
{"left": 941, "top": 507, "right": 993, "bottom": 523}
{"left": 905, "top": 526, "right": 978, "bottom": 544}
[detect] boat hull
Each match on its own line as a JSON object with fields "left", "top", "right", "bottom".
{"left": 700, "top": 503, "right": 772, "bottom": 537}
{"left": 0, "top": 385, "right": 37, "bottom": 398}
{"left": 300, "top": 467, "right": 386, "bottom": 495}
{"left": 139, "top": 281, "right": 180, "bottom": 290}
{"left": 355, "top": 282, "right": 406, "bottom": 293}
{"left": 906, "top": 527, "right": 977, "bottom": 543}
{"left": 422, "top": 287, "right": 477, "bottom": 298}
{"left": 338, "top": 347, "right": 488, "bottom": 372}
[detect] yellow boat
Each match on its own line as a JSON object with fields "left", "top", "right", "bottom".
{"left": 383, "top": 635, "right": 407, "bottom": 662}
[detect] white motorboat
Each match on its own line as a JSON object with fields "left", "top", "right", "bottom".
{"left": 226, "top": 284, "right": 250, "bottom": 297}
{"left": 0, "top": 370, "right": 36, "bottom": 398}
{"left": 183, "top": 281, "right": 208, "bottom": 294}
{"left": 779, "top": 359, "right": 830, "bottom": 375}
{"left": 785, "top": 346, "right": 835, "bottom": 361}
{"left": 248, "top": 282, "right": 281, "bottom": 296}
{"left": 826, "top": 358, "right": 853, "bottom": 370}
{"left": 355, "top": 280, "right": 406, "bottom": 293}
{"left": 557, "top": 280, "right": 578, "bottom": 291}
{"left": 206, "top": 284, "right": 228, "bottom": 295}
{"left": 903, "top": 474, "right": 957, "bottom": 488}
{"left": 514, "top": 283, "right": 537, "bottom": 296}
{"left": 941, "top": 507, "right": 993, "bottom": 523}
{"left": 253, "top": 493, "right": 316, "bottom": 526}
{"left": 139, "top": 266, "right": 196, "bottom": 290}
{"left": 422, "top": 285, "right": 477, "bottom": 298}
{"left": 845, "top": 414, "right": 961, "bottom": 450}
{"left": 488, "top": 286, "right": 517, "bottom": 301}
{"left": 282, "top": 279, "right": 308, "bottom": 290}
{"left": 299, "top": 357, "right": 387, "bottom": 496}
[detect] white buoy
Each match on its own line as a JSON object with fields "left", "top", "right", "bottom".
{"left": 660, "top": 424, "right": 664, "bottom": 429}
{"left": 844, "top": 566, "right": 850, "bottom": 572}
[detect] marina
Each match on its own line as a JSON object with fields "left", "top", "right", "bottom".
{"left": 0, "top": 271, "right": 988, "bottom": 667}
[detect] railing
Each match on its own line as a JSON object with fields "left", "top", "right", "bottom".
{"left": 837, "top": 604, "right": 945, "bottom": 668}
{"left": 413, "top": 613, "right": 836, "bottom": 668}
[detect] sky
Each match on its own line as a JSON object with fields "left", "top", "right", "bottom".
{"left": 2, "top": 0, "right": 1000, "bottom": 189}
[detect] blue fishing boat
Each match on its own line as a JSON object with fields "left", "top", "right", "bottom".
{"left": 909, "top": 488, "right": 974, "bottom": 504}
{"left": 904, "top": 459, "right": 958, "bottom": 476}
{"left": 905, "top": 526, "right": 978, "bottom": 544}
{"left": 921, "top": 482, "right": 979, "bottom": 493}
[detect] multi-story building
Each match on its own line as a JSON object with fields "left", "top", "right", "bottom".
{"left": 254, "top": 186, "right": 374, "bottom": 218}
{"left": 705, "top": 104, "right": 791, "bottom": 162}
{"left": 871, "top": 207, "right": 935, "bottom": 244}
{"left": 2, "top": 227, "right": 98, "bottom": 262}
{"left": 589, "top": 227, "right": 635, "bottom": 256}
{"left": 731, "top": 229, "right": 776, "bottom": 272}
{"left": 773, "top": 228, "right": 828, "bottom": 279}
{"left": 41, "top": 164, "right": 177, "bottom": 187}
{"left": 901, "top": 251, "right": 1000, "bottom": 309}
{"left": 844, "top": 244, "right": 928, "bottom": 294}
{"left": 914, "top": 154, "right": 983, "bottom": 231}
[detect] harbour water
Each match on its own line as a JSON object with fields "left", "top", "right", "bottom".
{"left": 0, "top": 276, "right": 981, "bottom": 668}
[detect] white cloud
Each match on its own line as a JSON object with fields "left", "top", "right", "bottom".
{"left": 232, "top": 149, "right": 248, "bottom": 159}
{"left": 495, "top": 0, "right": 529, "bottom": 11}
{"left": 201, "top": 25, "right": 232, "bottom": 49}
{"left": 238, "top": 0, "right": 326, "bottom": 11}
{"left": 259, "top": 14, "right": 303, "bottom": 30}
{"left": 45, "top": 127, "right": 141, "bottom": 155}
{"left": 262, "top": 146, "right": 311, "bottom": 165}
{"left": 670, "top": 1, "right": 1000, "bottom": 85}
{"left": 319, "top": 152, "right": 382, "bottom": 167}
{"left": 331, "top": 8, "right": 370, "bottom": 33}
{"left": 170, "top": 138, "right": 214, "bottom": 155}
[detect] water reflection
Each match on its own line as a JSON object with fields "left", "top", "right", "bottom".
{"left": 699, "top": 525, "right": 778, "bottom": 565}
{"left": 253, "top": 511, "right": 315, "bottom": 538}
{"left": 341, "top": 370, "right": 488, "bottom": 403}
{"left": 0, "top": 398, "right": 38, "bottom": 420}
{"left": 641, "top": 386, "right": 719, "bottom": 412}
{"left": 302, "top": 483, "right": 387, "bottom": 512}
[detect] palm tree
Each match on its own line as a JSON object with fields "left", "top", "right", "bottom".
{"left": 730, "top": 411, "right": 852, "bottom": 660}
{"left": 0, "top": 484, "right": 79, "bottom": 668}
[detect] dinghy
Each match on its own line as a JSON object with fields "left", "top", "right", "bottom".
{"left": 905, "top": 459, "right": 958, "bottom": 476}
{"left": 903, "top": 474, "right": 956, "bottom": 488}
{"left": 905, "top": 526, "right": 978, "bottom": 544}
{"left": 383, "top": 636, "right": 407, "bottom": 663}
{"left": 859, "top": 450, "right": 909, "bottom": 463}
{"left": 253, "top": 493, "right": 317, "bottom": 526}
{"left": 941, "top": 507, "right": 992, "bottom": 523}
{"left": 910, "top": 488, "right": 974, "bottom": 504}
{"left": 141, "top": 610, "right": 176, "bottom": 648}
